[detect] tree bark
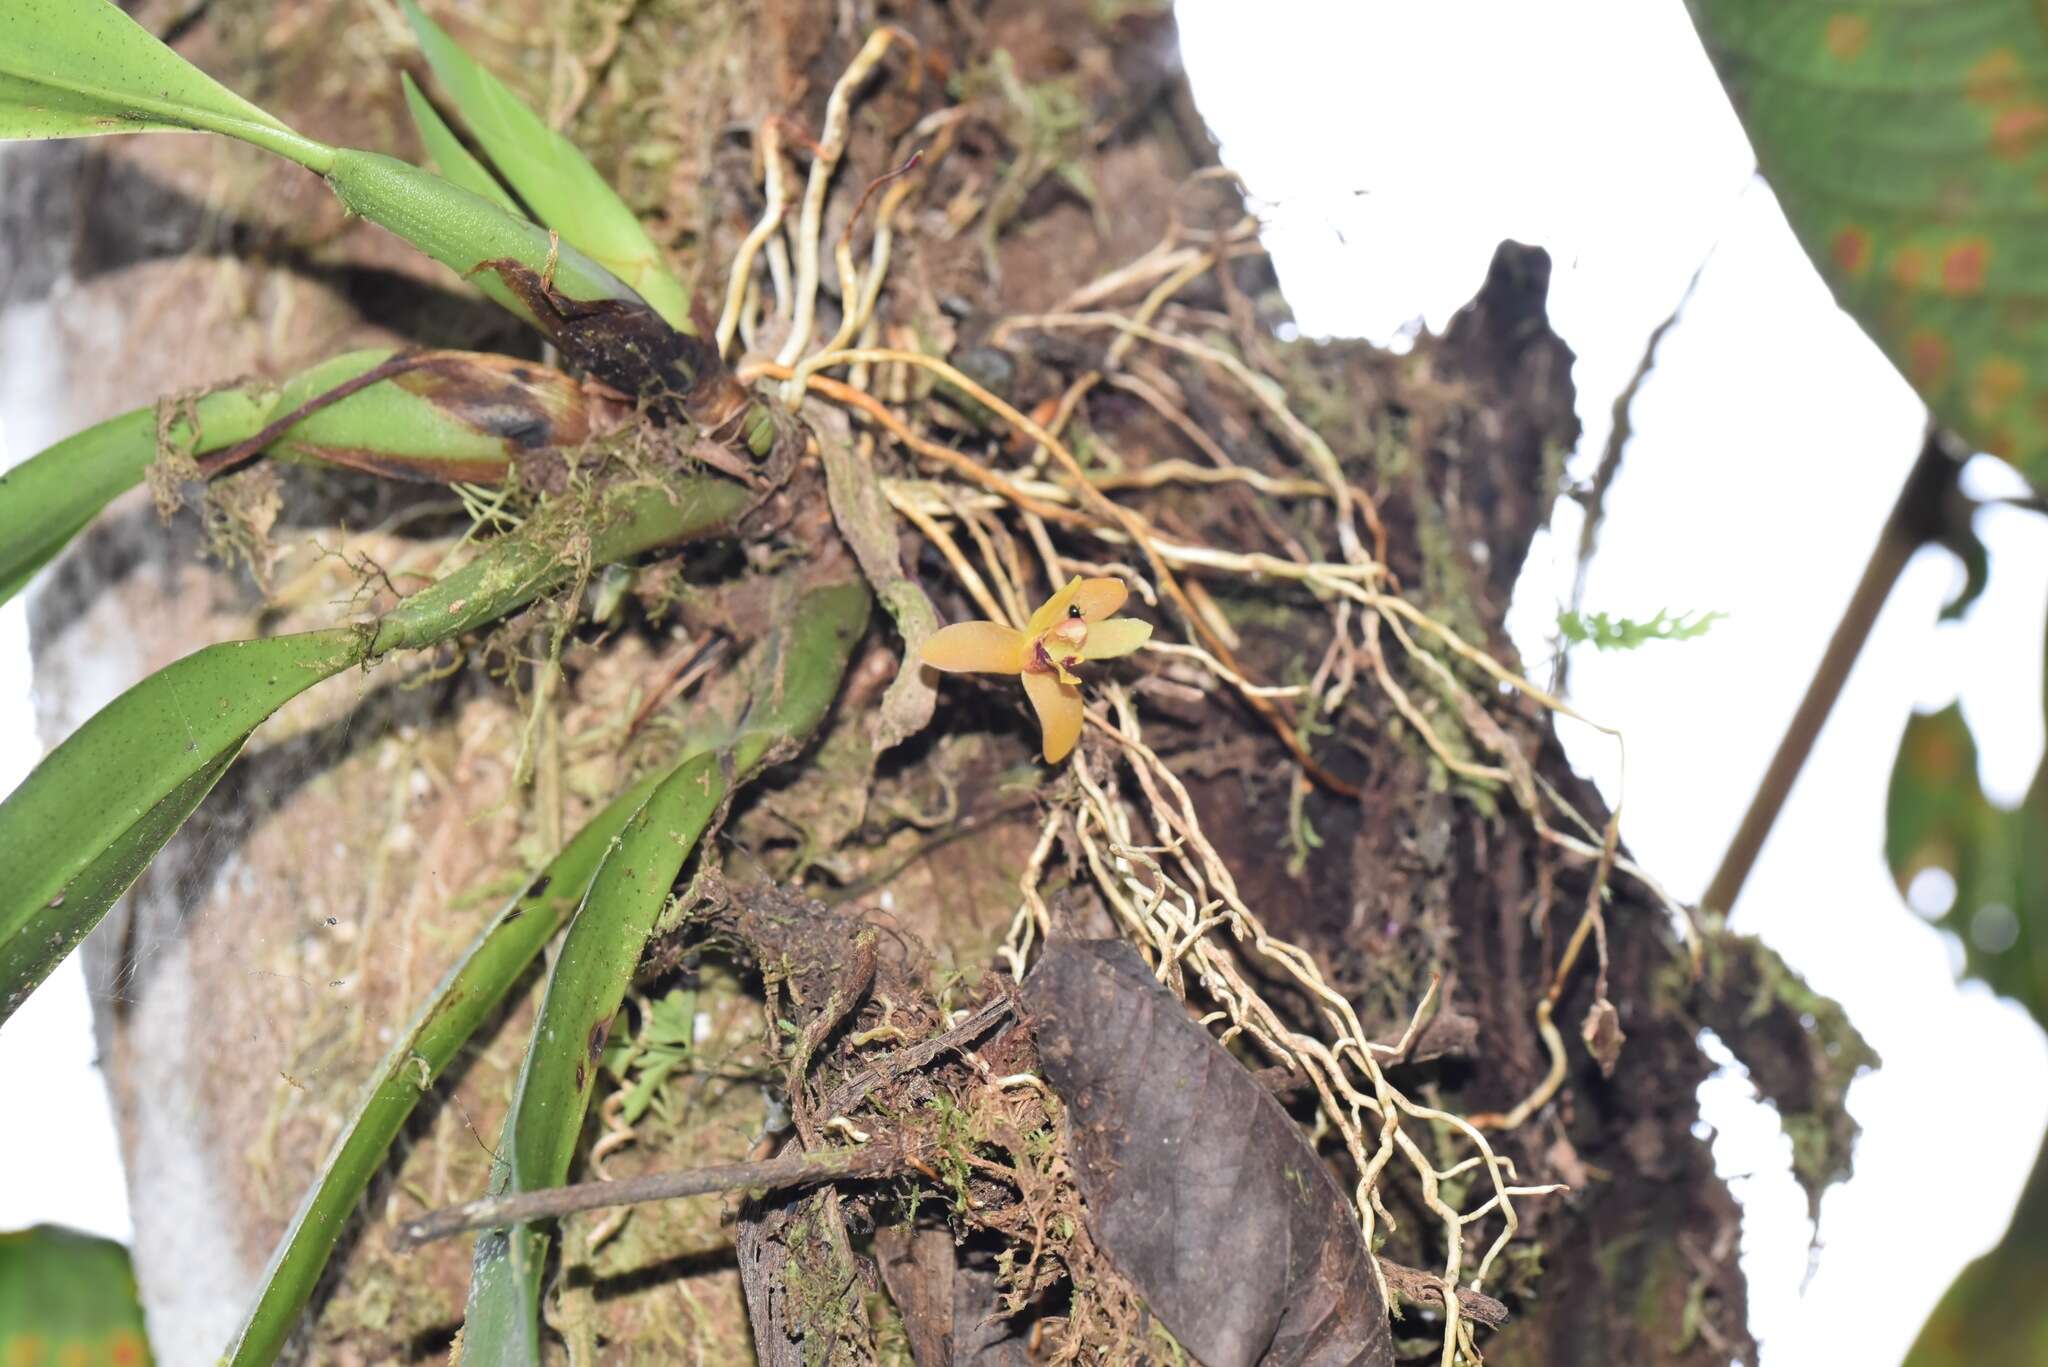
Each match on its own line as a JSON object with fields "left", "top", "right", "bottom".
{"left": 7, "top": 2, "right": 1849, "bottom": 1363}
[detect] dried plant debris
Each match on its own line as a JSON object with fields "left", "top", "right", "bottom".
{"left": 1024, "top": 939, "right": 1395, "bottom": 1367}
{"left": 873, "top": 1226, "right": 1034, "bottom": 1366}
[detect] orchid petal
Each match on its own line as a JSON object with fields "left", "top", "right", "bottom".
{"left": 1078, "top": 618, "right": 1152, "bottom": 660}
{"left": 1071, "top": 577, "right": 1129, "bottom": 622}
{"left": 919, "top": 621, "right": 1030, "bottom": 674}
{"left": 1027, "top": 576, "right": 1085, "bottom": 635}
{"left": 1027, "top": 575, "right": 1130, "bottom": 634}
{"left": 1021, "top": 669, "right": 1085, "bottom": 763}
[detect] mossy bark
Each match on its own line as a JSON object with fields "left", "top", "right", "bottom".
{"left": 5, "top": 1, "right": 1851, "bottom": 1363}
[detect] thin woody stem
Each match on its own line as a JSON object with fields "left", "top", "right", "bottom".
{"left": 392, "top": 1142, "right": 909, "bottom": 1249}
{"left": 1702, "top": 429, "right": 1959, "bottom": 916}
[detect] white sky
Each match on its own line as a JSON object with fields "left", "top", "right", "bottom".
{"left": 2, "top": 4, "right": 2045, "bottom": 1365}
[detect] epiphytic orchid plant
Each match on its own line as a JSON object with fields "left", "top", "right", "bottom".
{"left": 920, "top": 576, "right": 1152, "bottom": 762}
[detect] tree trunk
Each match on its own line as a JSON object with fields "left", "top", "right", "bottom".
{"left": 9, "top": 1, "right": 1863, "bottom": 1363}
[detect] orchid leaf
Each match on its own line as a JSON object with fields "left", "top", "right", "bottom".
{"left": 0, "top": 479, "right": 751, "bottom": 1027}
{"left": 401, "top": 71, "right": 521, "bottom": 216}
{"left": 398, "top": 0, "right": 691, "bottom": 328}
{"left": 462, "top": 580, "right": 870, "bottom": 1362}
{"left": 0, "top": 0, "right": 327, "bottom": 167}
{"left": 0, "top": 387, "right": 271, "bottom": 607}
{"left": 222, "top": 763, "right": 672, "bottom": 1365}
{"left": 0, "top": 628, "right": 365, "bottom": 1023}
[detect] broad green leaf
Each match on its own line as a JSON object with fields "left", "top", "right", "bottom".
{"left": 0, "top": 479, "right": 749, "bottom": 1026}
{"left": 0, "top": 387, "right": 272, "bottom": 607}
{"left": 463, "top": 579, "right": 870, "bottom": 1362}
{"left": 397, "top": 0, "right": 692, "bottom": 329}
{"left": 1688, "top": 1, "right": 2048, "bottom": 478}
{"left": 222, "top": 764, "right": 671, "bottom": 1366}
{"left": 400, "top": 72, "right": 521, "bottom": 216}
{"left": 1885, "top": 701, "right": 2048, "bottom": 1021}
{"left": 0, "top": 0, "right": 331, "bottom": 169}
{"left": 0, "top": 628, "right": 365, "bottom": 1022}
{"left": 1888, "top": 558, "right": 2048, "bottom": 1367}
{"left": 0, "top": 1225, "right": 151, "bottom": 1365}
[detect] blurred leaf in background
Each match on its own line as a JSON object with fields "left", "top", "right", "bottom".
{"left": 0, "top": 1225, "right": 151, "bottom": 1366}
{"left": 1886, "top": 704, "right": 2048, "bottom": 1015}
{"left": 1886, "top": 614, "right": 2048, "bottom": 1366}
{"left": 1689, "top": 1, "right": 2048, "bottom": 482}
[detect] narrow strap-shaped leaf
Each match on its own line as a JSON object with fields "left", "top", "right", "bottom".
{"left": 1, "top": 349, "right": 605, "bottom": 609}
{"left": 221, "top": 762, "right": 671, "bottom": 1366}
{"left": 0, "top": 479, "right": 751, "bottom": 1026}
{"left": 401, "top": 71, "right": 522, "bottom": 216}
{"left": 0, "top": 0, "right": 331, "bottom": 168}
{"left": 324, "top": 149, "right": 640, "bottom": 326}
{"left": 462, "top": 579, "right": 870, "bottom": 1362}
{"left": 397, "top": 0, "right": 692, "bottom": 329}
{"left": 0, "top": 5, "right": 676, "bottom": 381}
{"left": 0, "top": 627, "right": 366, "bottom": 1021}
{"left": 461, "top": 752, "right": 728, "bottom": 1363}
{"left": 0, "top": 385, "right": 273, "bottom": 607}
{"left": 0, "top": 741, "right": 244, "bottom": 1024}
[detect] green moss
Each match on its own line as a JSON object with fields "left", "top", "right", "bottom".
{"left": 1688, "top": 921, "right": 1879, "bottom": 1219}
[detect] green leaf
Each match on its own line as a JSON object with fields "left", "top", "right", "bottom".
{"left": 397, "top": 0, "right": 692, "bottom": 329}
{"left": 461, "top": 750, "right": 729, "bottom": 1364}
{"left": 0, "top": 350, "right": 607, "bottom": 609}
{"left": 1884, "top": 701, "right": 2048, "bottom": 1021}
{"left": 462, "top": 579, "right": 870, "bottom": 1362}
{"left": 0, "top": 628, "right": 366, "bottom": 1022}
{"left": 0, "top": 4, "right": 661, "bottom": 350}
{"left": 221, "top": 763, "right": 672, "bottom": 1366}
{"left": 401, "top": 72, "right": 522, "bottom": 216}
{"left": 0, "top": 1225, "right": 151, "bottom": 1365}
{"left": 0, "top": 386, "right": 272, "bottom": 607}
{"left": 0, "top": 478, "right": 751, "bottom": 1025}
{"left": 324, "top": 149, "right": 641, "bottom": 325}
{"left": 1688, "top": 1, "right": 2048, "bottom": 478}
{"left": 0, "top": 0, "right": 331, "bottom": 168}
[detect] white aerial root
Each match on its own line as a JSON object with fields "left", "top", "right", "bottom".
{"left": 775, "top": 27, "right": 908, "bottom": 378}
{"left": 712, "top": 34, "right": 1695, "bottom": 1363}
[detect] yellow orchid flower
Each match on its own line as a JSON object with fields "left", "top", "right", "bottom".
{"left": 919, "top": 576, "right": 1153, "bottom": 763}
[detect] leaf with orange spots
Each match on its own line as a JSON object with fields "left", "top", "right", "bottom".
{"left": 0, "top": 1226, "right": 153, "bottom": 1366}
{"left": 1689, "top": 2, "right": 2048, "bottom": 477}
